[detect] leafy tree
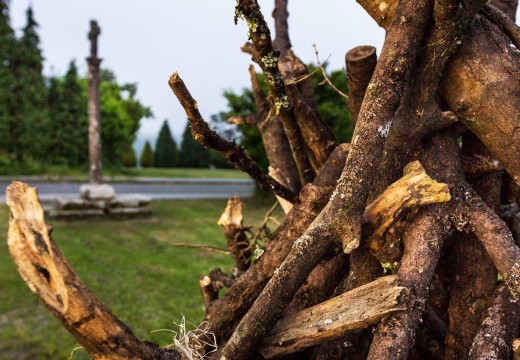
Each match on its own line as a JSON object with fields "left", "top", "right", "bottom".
{"left": 121, "top": 144, "right": 137, "bottom": 168}
{"left": 139, "top": 141, "right": 154, "bottom": 168}
{"left": 154, "top": 120, "right": 178, "bottom": 168}
{"left": 98, "top": 69, "right": 153, "bottom": 166}
{"left": 309, "top": 64, "right": 353, "bottom": 143}
{"left": 179, "top": 122, "right": 210, "bottom": 168}
{"left": 212, "top": 66, "right": 353, "bottom": 169}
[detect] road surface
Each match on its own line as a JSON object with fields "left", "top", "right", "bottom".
{"left": 0, "top": 178, "right": 256, "bottom": 202}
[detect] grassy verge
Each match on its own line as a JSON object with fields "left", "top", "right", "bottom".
{"left": 0, "top": 195, "right": 280, "bottom": 359}
{"left": 0, "top": 166, "right": 248, "bottom": 180}
{"left": 118, "top": 167, "right": 248, "bottom": 179}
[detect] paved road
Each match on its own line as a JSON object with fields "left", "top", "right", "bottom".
{"left": 0, "top": 178, "right": 256, "bottom": 202}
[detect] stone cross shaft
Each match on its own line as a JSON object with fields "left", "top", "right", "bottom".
{"left": 87, "top": 20, "right": 103, "bottom": 184}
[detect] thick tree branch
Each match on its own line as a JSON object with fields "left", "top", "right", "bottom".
{"left": 168, "top": 72, "right": 297, "bottom": 203}
{"left": 487, "top": 0, "right": 518, "bottom": 21}
{"left": 468, "top": 284, "right": 520, "bottom": 359}
{"left": 373, "top": 0, "right": 485, "bottom": 196}
{"left": 272, "top": 0, "right": 291, "bottom": 58}
{"left": 366, "top": 204, "right": 452, "bottom": 360}
{"left": 6, "top": 182, "right": 173, "bottom": 360}
{"left": 482, "top": 3, "right": 520, "bottom": 48}
{"left": 445, "top": 133, "right": 500, "bottom": 359}
{"left": 328, "top": 0, "right": 435, "bottom": 253}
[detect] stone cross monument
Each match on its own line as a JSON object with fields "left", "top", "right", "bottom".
{"left": 87, "top": 20, "right": 103, "bottom": 184}
{"left": 47, "top": 20, "right": 152, "bottom": 219}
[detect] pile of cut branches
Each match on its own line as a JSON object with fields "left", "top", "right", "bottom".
{"left": 5, "top": 0, "right": 520, "bottom": 359}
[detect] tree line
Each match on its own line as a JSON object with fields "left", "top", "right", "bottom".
{"left": 0, "top": 2, "right": 151, "bottom": 174}
{"left": 136, "top": 120, "right": 231, "bottom": 169}
{"left": 1, "top": 2, "right": 351, "bottom": 173}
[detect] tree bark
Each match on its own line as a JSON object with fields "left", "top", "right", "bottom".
{"left": 357, "top": 0, "right": 520, "bottom": 186}
{"left": 468, "top": 284, "right": 520, "bottom": 359}
{"left": 445, "top": 133, "right": 501, "bottom": 360}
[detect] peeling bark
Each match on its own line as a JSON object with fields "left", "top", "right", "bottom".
{"left": 217, "top": 196, "right": 251, "bottom": 272}
{"left": 261, "top": 275, "right": 408, "bottom": 358}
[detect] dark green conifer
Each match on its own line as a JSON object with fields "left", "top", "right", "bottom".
{"left": 139, "top": 140, "right": 154, "bottom": 168}
{"left": 11, "top": 6, "right": 47, "bottom": 160}
{"left": 179, "top": 122, "right": 210, "bottom": 168}
{"left": 47, "top": 61, "right": 88, "bottom": 166}
{"left": 0, "top": 0, "right": 16, "bottom": 157}
{"left": 121, "top": 144, "right": 137, "bottom": 168}
{"left": 154, "top": 120, "right": 178, "bottom": 168}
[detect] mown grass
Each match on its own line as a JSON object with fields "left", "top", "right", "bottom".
{"left": 118, "top": 167, "right": 248, "bottom": 179}
{"left": 2, "top": 166, "right": 248, "bottom": 180}
{"left": 0, "top": 195, "right": 280, "bottom": 359}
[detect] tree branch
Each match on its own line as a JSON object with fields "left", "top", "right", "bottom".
{"left": 235, "top": 0, "right": 315, "bottom": 185}
{"left": 6, "top": 181, "right": 171, "bottom": 360}
{"left": 168, "top": 72, "right": 297, "bottom": 203}
{"left": 367, "top": 204, "right": 452, "bottom": 359}
{"left": 468, "top": 284, "right": 520, "bottom": 359}
{"left": 482, "top": 3, "right": 520, "bottom": 48}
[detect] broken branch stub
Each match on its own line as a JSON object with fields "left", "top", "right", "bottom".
{"left": 6, "top": 181, "right": 166, "bottom": 360}
{"left": 261, "top": 275, "right": 408, "bottom": 358}
{"left": 364, "top": 160, "right": 451, "bottom": 262}
{"left": 217, "top": 196, "right": 250, "bottom": 272}
{"left": 345, "top": 45, "right": 377, "bottom": 125}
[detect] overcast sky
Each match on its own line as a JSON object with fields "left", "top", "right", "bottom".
{"left": 10, "top": 1, "right": 385, "bottom": 145}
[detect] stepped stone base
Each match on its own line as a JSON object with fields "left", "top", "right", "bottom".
{"left": 46, "top": 186, "right": 152, "bottom": 220}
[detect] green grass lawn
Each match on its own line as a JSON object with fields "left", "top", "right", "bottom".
{"left": 5, "top": 166, "right": 248, "bottom": 180}
{"left": 117, "top": 167, "right": 248, "bottom": 179}
{"left": 0, "top": 195, "right": 280, "bottom": 359}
